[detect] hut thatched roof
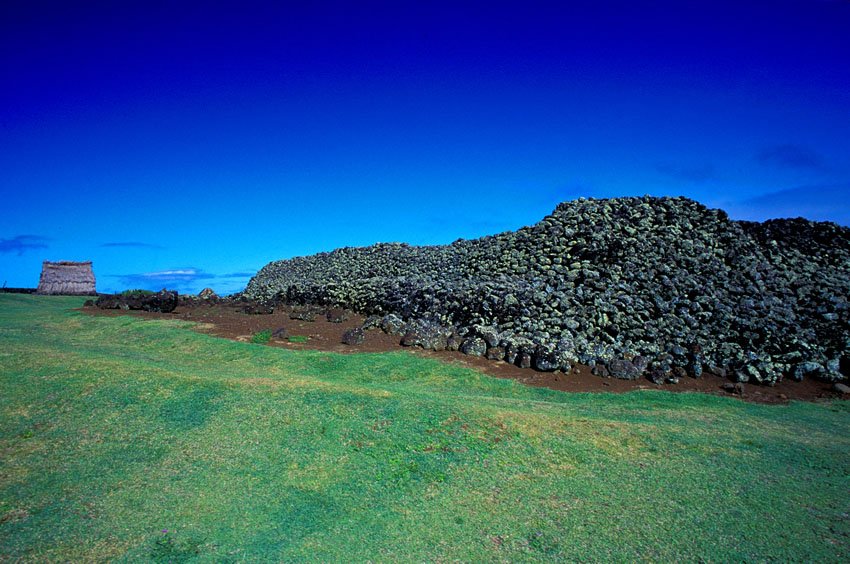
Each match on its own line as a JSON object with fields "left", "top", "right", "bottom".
{"left": 36, "top": 261, "right": 96, "bottom": 295}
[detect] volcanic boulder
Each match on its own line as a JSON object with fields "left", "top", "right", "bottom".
{"left": 342, "top": 327, "right": 365, "bottom": 345}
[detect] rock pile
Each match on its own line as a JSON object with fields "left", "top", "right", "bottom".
{"left": 94, "top": 290, "right": 178, "bottom": 313}
{"left": 244, "top": 196, "right": 850, "bottom": 385}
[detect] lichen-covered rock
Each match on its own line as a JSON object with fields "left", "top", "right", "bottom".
{"left": 460, "top": 337, "right": 487, "bottom": 357}
{"left": 400, "top": 320, "right": 450, "bottom": 351}
{"left": 362, "top": 315, "right": 382, "bottom": 330}
{"left": 380, "top": 314, "right": 405, "bottom": 335}
{"left": 533, "top": 346, "right": 560, "bottom": 371}
{"left": 793, "top": 361, "right": 824, "bottom": 382}
{"left": 474, "top": 325, "right": 501, "bottom": 348}
{"left": 607, "top": 359, "right": 642, "bottom": 380}
{"left": 243, "top": 196, "right": 850, "bottom": 385}
{"left": 198, "top": 287, "right": 218, "bottom": 301}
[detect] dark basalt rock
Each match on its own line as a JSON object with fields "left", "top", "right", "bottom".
{"left": 691, "top": 359, "right": 704, "bottom": 378}
{"left": 326, "top": 308, "right": 350, "bottom": 323}
{"left": 793, "top": 361, "right": 824, "bottom": 382}
{"left": 242, "top": 302, "right": 274, "bottom": 315}
{"left": 607, "top": 359, "right": 642, "bottom": 380}
{"left": 400, "top": 320, "right": 450, "bottom": 351}
{"left": 198, "top": 287, "right": 219, "bottom": 301}
{"left": 342, "top": 327, "right": 365, "bottom": 345}
{"left": 289, "top": 308, "right": 316, "bottom": 321}
{"left": 243, "top": 196, "right": 850, "bottom": 385}
{"left": 505, "top": 343, "right": 519, "bottom": 365}
{"left": 95, "top": 295, "right": 121, "bottom": 309}
{"left": 142, "top": 290, "right": 178, "bottom": 313}
{"left": 722, "top": 382, "right": 745, "bottom": 395}
{"left": 486, "top": 346, "right": 506, "bottom": 361}
{"left": 476, "top": 326, "right": 501, "bottom": 348}
{"left": 533, "top": 347, "right": 560, "bottom": 371}
{"left": 380, "top": 314, "right": 405, "bottom": 335}
{"left": 362, "top": 315, "right": 382, "bottom": 330}
{"left": 647, "top": 369, "right": 666, "bottom": 385}
{"left": 461, "top": 337, "right": 487, "bottom": 357}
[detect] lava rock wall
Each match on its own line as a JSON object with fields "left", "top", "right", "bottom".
{"left": 245, "top": 196, "right": 850, "bottom": 384}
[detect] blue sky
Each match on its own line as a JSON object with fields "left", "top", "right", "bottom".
{"left": 2, "top": 0, "right": 849, "bottom": 294}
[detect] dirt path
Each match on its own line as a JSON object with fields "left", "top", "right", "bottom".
{"left": 83, "top": 303, "right": 844, "bottom": 404}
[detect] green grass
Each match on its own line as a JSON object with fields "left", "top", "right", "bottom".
{"left": 1, "top": 294, "right": 848, "bottom": 561}
{"left": 250, "top": 330, "right": 272, "bottom": 344}
{"left": 288, "top": 335, "right": 308, "bottom": 343}
{"left": 120, "top": 289, "right": 155, "bottom": 297}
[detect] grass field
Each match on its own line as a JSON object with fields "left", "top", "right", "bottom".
{"left": 1, "top": 294, "right": 849, "bottom": 561}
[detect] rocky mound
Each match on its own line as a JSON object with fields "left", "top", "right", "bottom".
{"left": 244, "top": 196, "right": 850, "bottom": 385}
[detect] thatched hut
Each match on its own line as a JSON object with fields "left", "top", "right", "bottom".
{"left": 36, "top": 261, "right": 96, "bottom": 295}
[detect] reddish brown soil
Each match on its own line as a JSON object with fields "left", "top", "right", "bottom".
{"left": 82, "top": 303, "right": 846, "bottom": 404}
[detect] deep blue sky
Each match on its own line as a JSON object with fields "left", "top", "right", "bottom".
{"left": 2, "top": 0, "right": 849, "bottom": 294}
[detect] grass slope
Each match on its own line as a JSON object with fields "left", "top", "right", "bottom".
{"left": 1, "top": 294, "right": 848, "bottom": 561}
